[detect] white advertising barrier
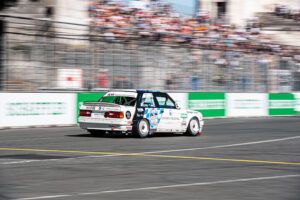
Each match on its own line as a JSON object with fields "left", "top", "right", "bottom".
{"left": 169, "top": 93, "right": 187, "bottom": 109}
{"left": 226, "top": 93, "right": 268, "bottom": 117}
{"left": 293, "top": 93, "right": 300, "bottom": 112}
{"left": 0, "top": 93, "right": 77, "bottom": 128}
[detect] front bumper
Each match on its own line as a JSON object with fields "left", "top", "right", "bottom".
{"left": 199, "top": 120, "right": 204, "bottom": 132}
{"left": 79, "top": 122, "right": 132, "bottom": 132}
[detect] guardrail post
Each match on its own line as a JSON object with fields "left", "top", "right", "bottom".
{"left": 0, "top": 19, "right": 4, "bottom": 90}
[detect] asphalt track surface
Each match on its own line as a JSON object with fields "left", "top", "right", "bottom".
{"left": 0, "top": 117, "right": 300, "bottom": 200}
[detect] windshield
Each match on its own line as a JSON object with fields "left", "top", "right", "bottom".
{"left": 100, "top": 96, "right": 136, "bottom": 106}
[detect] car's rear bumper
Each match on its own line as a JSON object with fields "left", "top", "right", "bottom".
{"left": 79, "top": 122, "right": 132, "bottom": 132}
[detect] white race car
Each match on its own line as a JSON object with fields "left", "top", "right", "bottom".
{"left": 78, "top": 90, "right": 204, "bottom": 138}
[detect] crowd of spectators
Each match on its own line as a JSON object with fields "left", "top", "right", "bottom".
{"left": 88, "top": 0, "right": 299, "bottom": 58}
{"left": 274, "top": 4, "right": 300, "bottom": 23}
{"left": 87, "top": 0, "right": 299, "bottom": 91}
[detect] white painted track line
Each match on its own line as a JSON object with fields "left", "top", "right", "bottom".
{"left": 15, "top": 174, "right": 300, "bottom": 200}
{"left": 140, "top": 135, "right": 300, "bottom": 154}
{"left": 17, "top": 195, "right": 72, "bottom": 200}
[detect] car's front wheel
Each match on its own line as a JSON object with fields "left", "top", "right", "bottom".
{"left": 88, "top": 130, "right": 106, "bottom": 137}
{"left": 136, "top": 119, "right": 150, "bottom": 138}
{"left": 186, "top": 117, "right": 200, "bottom": 136}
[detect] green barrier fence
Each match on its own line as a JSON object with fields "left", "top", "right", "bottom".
{"left": 188, "top": 93, "right": 226, "bottom": 117}
{"left": 268, "top": 93, "right": 297, "bottom": 116}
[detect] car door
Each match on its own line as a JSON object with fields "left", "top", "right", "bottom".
{"left": 154, "top": 93, "right": 182, "bottom": 132}
{"left": 140, "top": 93, "right": 164, "bottom": 130}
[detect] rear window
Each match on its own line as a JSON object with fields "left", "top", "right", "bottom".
{"left": 100, "top": 96, "right": 136, "bottom": 106}
{"left": 101, "top": 96, "right": 117, "bottom": 103}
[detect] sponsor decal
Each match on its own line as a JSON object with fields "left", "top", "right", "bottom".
{"left": 189, "top": 100, "right": 225, "bottom": 110}
{"left": 269, "top": 100, "right": 295, "bottom": 109}
{"left": 181, "top": 113, "right": 188, "bottom": 118}
{"left": 6, "top": 102, "right": 66, "bottom": 116}
{"left": 232, "top": 99, "right": 261, "bottom": 109}
{"left": 0, "top": 93, "right": 76, "bottom": 127}
{"left": 161, "top": 117, "right": 180, "bottom": 120}
{"left": 144, "top": 108, "right": 163, "bottom": 128}
{"left": 226, "top": 93, "right": 268, "bottom": 117}
{"left": 169, "top": 110, "right": 172, "bottom": 116}
{"left": 106, "top": 93, "right": 115, "bottom": 96}
{"left": 137, "top": 108, "right": 144, "bottom": 112}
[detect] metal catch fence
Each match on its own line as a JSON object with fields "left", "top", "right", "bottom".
{"left": 0, "top": 15, "right": 299, "bottom": 92}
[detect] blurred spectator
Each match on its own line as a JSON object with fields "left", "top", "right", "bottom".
{"left": 165, "top": 73, "right": 174, "bottom": 90}
{"left": 98, "top": 68, "right": 109, "bottom": 88}
{"left": 191, "top": 76, "right": 200, "bottom": 90}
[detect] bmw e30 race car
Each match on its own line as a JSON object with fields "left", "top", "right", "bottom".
{"left": 78, "top": 90, "right": 204, "bottom": 138}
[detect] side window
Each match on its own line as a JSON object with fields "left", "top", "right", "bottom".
{"left": 140, "top": 93, "right": 155, "bottom": 107}
{"left": 156, "top": 96, "right": 167, "bottom": 107}
{"left": 166, "top": 98, "right": 175, "bottom": 108}
{"left": 155, "top": 94, "right": 175, "bottom": 108}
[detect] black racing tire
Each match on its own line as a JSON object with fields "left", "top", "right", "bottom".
{"left": 136, "top": 119, "right": 150, "bottom": 138}
{"left": 88, "top": 130, "right": 106, "bottom": 137}
{"left": 185, "top": 117, "right": 200, "bottom": 136}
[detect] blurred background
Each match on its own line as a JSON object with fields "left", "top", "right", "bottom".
{"left": 0, "top": 0, "right": 299, "bottom": 92}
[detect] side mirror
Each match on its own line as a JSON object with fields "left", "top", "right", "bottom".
{"left": 175, "top": 103, "right": 180, "bottom": 109}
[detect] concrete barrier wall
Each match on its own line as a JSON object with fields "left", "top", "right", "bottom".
{"left": 0, "top": 92, "right": 298, "bottom": 128}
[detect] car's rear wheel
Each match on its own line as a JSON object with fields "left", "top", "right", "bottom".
{"left": 88, "top": 130, "right": 106, "bottom": 137}
{"left": 136, "top": 119, "right": 150, "bottom": 138}
{"left": 186, "top": 118, "right": 200, "bottom": 136}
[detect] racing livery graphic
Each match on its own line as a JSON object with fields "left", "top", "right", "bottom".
{"left": 144, "top": 108, "right": 164, "bottom": 128}
{"left": 78, "top": 90, "right": 204, "bottom": 138}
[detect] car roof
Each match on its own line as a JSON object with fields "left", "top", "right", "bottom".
{"left": 136, "top": 90, "right": 162, "bottom": 93}
{"left": 107, "top": 90, "right": 163, "bottom": 94}
{"left": 104, "top": 90, "right": 165, "bottom": 97}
